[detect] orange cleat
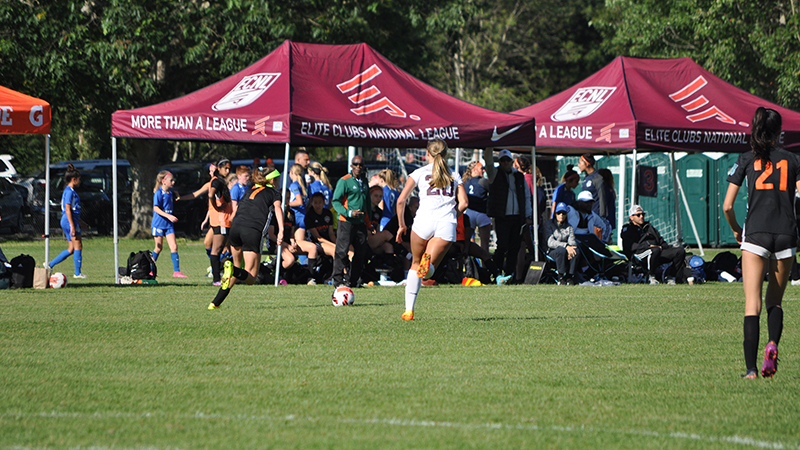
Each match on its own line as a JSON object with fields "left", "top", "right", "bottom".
{"left": 401, "top": 310, "right": 414, "bottom": 321}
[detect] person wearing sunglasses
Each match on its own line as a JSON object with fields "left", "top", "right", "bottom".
{"left": 331, "top": 155, "right": 372, "bottom": 288}
{"left": 621, "top": 205, "right": 686, "bottom": 285}
{"left": 543, "top": 202, "right": 578, "bottom": 285}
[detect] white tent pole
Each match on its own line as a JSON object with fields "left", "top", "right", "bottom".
{"left": 348, "top": 146, "right": 356, "bottom": 169}
{"left": 455, "top": 147, "right": 461, "bottom": 174}
{"left": 275, "top": 142, "right": 291, "bottom": 287}
{"left": 44, "top": 134, "right": 51, "bottom": 264}
{"left": 631, "top": 149, "right": 638, "bottom": 203}
{"left": 669, "top": 152, "right": 684, "bottom": 246}
{"left": 675, "top": 174, "right": 704, "bottom": 257}
{"left": 617, "top": 153, "right": 626, "bottom": 248}
{"left": 531, "top": 146, "right": 539, "bottom": 261}
{"left": 112, "top": 137, "right": 119, "bottom": 284}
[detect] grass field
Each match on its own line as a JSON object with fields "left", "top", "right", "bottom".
{"left": 1, "top": 238, "right": 799, "bottom": 449}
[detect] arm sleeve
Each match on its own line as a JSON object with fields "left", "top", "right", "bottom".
{"left": 332, "top": 179, "right": 348, "bottom": 218}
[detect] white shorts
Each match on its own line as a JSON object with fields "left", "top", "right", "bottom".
{"left": 464, "top": 209, "right": 491, "bottom": 228}
{"left": 412, "top": 219, "right": 457, "bottom": 242}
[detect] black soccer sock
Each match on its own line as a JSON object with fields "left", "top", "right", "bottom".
{"left": 210, "top": 254, "right": 221, "bottom": 282}
{"left": 232, "top": 266, "right": 249, "bottom": 281}
{"left": 767, "top": 306, "right": 784, "bottom": 346}
{"left": 743, "top": 315, "right": 760, "bottom": 371}
{"left": 212, "top": 287, "right": 231, "bottom": 307}
{"left": 308, "top": 258, "right": 318, "bottom": 275}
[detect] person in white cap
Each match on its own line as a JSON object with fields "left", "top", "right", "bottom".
{"left": 567, "top": 190, "right": 610, "bottom": 242}
{"left": 488, "top": 149, "right": 532, "bottom": 284}
{"left": 620, "top": 204, "right": 686, "bottom": 285}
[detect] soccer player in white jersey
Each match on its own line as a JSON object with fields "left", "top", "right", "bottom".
{"left": 396, "top": 139, "right": 468, "bottom": 321}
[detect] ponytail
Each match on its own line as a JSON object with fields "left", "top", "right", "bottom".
{"left": 64, "top": 164, "right": 80, "bottom": 184}
{"left": 379, "top": 168, "right": 399, "bottom": 190}
{"left": 154, "top": 170, "right": 171, "bottom": 193}
{"left": 427, "top": 139, "right": 453, "bottom": 190}
{"left": 751, "top": 106, "right": 782, "bottom": 165}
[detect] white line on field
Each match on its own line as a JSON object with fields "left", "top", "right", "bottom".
{"left": 1, "top": 411, "right": 798, "bottom": 450}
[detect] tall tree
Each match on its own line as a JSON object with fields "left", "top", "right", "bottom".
{"left": 593, "top": 0, "right": 800, "bottom": 110}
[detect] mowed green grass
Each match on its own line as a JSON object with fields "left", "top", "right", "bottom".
{"left": 1, "top": 238, "right": 799, "bottom": 449}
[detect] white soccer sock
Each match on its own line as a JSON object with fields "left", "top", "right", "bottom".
{"left": 405, "top": 269, "right": 421, "bottom": 311}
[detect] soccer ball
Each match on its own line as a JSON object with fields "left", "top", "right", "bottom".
{"left": 331, "top": 286, "right": 355, "bottom": 307}
{"left": 49, "top": 272, "right": 68, "bottom": 289}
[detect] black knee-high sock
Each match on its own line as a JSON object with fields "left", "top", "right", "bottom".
{"left": 767, "top": 306, "right": 784, "bottom": 345}
{"left": 744, "top": 315, "right": 760, "bottom": 371}
{"left": 210, "top": 254, "right": 221, "bottom": 282}
{"left": 212, "top": 287, "right": 231, "bottom": 307}
{"left": 232, "top": 266, "right": 249, "bottom": 281}
{"left": 308, "top": 258, "right": 318, "bottom": 275}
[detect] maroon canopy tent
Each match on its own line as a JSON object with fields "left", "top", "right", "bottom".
{"left": 112, "top": 40, "right": 533, "bottom": 148}
{"left": 111, "top": 40, "right": 535, "bottom": 282}
{"left": 513, "top": 56, "right": 800, "bottom": 154}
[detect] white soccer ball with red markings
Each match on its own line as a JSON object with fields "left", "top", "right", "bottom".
{"left": 331, "top": 286, "right": 355, "bottom": 307}
{"left": 49, "top": 272, "right": 68, "bottom": 289}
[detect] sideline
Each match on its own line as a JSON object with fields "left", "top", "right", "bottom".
{"left": 1, "top": 410, "right": 797, "bottom": 450}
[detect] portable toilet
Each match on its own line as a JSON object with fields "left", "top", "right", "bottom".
{"left": 715, "top": 152, "right": 748, "bottom": 246}
{"left": 677, "top": 153, "right": 713, "bottom": 245}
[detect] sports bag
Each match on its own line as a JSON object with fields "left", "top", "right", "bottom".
{"left": 127, "top": 251, "right": 157, "bottom": 280}
{"left": 10, "top": 254, "right": 35, "bottom": 288}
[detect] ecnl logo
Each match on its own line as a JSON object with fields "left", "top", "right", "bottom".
{"left": 213, "top": 73, "right": 281, "bottom": 111}
{"left": 551, "top": 87, "right": 616, "bottom": 122}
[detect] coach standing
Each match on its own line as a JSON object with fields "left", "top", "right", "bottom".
{"left": 331, "top": 155, "right": 372, "bottom": 288}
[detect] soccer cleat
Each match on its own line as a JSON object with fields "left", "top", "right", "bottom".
{"left": 43, "top": 262, "right": 51, "bottom": 270}
{"left": 208, "top": 302, "right": 219, "bottom": 310}
{"left": 648, "top": 276, "right": 659, "bottom": 285}
{"left": 206, "top": 266, "right": 213, "bottom": 278}
{"left": 212, "top": 281, "right": 221, "bottom": 286}
{"left": 417, "top": 253, "right": 432, "bottom": 280}
{"left": 742, "top": 369, "right": 758, "bottom": 379}
{"left": 402, "top": 310, "right": 414, "bottom": 321}
{"left": 73, "top": 273, "right": 87, "bottom": 279}
{"left": 666, "top": 277, "right": 676, "bottom": 285}
{"left": 221, "top": 260, "right": 233, "bottom": 290}
{"left": 761, "top": 341, "right": 779, "bottom": 378}
{"left": 173, "top": 271, "right": 188, "bottom": 278}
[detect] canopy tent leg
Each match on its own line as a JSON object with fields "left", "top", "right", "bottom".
{"left": 675, "top": 174, "right": 705, "bottom": 257}
{"left": 44, "top": 134, "right": 51, "bottom": 264}
{"left": 113, "top": 137, "right": 119, "bottom": 284}
{"left": 348, "top": 146, "right": 356, "bottom": 167}
{"left": 617, "top": 153, "right": 626, "bottom": 248}
{"left": 275, "top": 142, "right": 291, "bottom": 287}
{"left": 531, "top": 146, "right": 539, "bottom": 262}
{"left": 455, "top": 148, "right": 462, "bottom": 175}
{"left": 631, "top": 149, "right": 638, "bottom": 204}
{"left": 669, "top": 152, "right": 684, "bottom": 246}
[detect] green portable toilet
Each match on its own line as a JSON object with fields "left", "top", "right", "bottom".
{"left": 633, "top": 153, "right": 676, "bottom": 241}
{"left": 677, "top": 153, "right": 712, "bottom": 245}
{"left": 715, "top": 153, "right": 748, "bottom": 246}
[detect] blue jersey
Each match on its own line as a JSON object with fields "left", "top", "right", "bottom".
{"left": 289, "top": 181, "right": 308, "bottom": 228}
{"left": 309, "top": 180, "right": 332, "bottom": 209}
{"left": 381, "top": 186, "right": 399, "bottom": 222}
{"left": 230, "top": 182, "right": 248, "bottom": 203}
{"left": 61, "top": 186, "right": 81, "bottom": 221}
{"left": 552, "top": 183, "right": 576, "bottom": 214}
{"left": 152, "top": 188, "right": 175, "bottom": 229}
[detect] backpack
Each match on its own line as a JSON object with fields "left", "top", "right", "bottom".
{"left": 710, "top": 251, "right": 740, "bottom": 281}
{"left": 127, "top": 251, "right": 157, "bottom": 280}
{"left": 463, "top": 257, "right": 491, "bottom": 285}
{"left": 10, "top": 254, "right": 35, "bottom": 288}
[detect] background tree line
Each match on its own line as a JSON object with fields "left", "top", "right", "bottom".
{"left": 1, "top": 0, "right": 797, "bottom": 236}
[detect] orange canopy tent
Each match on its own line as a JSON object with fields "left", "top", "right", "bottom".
{"left": 0, "top": 85, "right": 53, "bottom": 261}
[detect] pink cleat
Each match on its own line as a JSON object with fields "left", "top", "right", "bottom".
{"left": 761, "top": 341, "right": 779, "bottom": 378}
{"left": 173, "top": 271, "right": 188, "bottom": 278}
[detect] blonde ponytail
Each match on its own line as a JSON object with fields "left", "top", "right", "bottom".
{"left": 427, "top": 139, "right": 453, "bottom": 190}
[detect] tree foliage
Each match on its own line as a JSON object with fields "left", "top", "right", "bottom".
{"left": 594, "top": 0, "right": 800, "bottom": 110}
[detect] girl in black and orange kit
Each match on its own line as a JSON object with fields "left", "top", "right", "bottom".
{"left": 724, "top": 107, "right": 800, "bottom": 379}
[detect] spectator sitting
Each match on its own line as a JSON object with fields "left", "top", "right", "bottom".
{"left": 544, "top": 202, "right": 578, "bottom": 285}
{"left": 621, "top": 205, "right": 686, "bottom": 285}
{"left": 368, "top": 186, "right": 393, "bottom": 255}
{"left": 568, "top": 190, "right": 611, "bottom": 242}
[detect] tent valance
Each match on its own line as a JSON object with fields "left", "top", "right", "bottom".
{"left": 0, "top": 85, "right": 51, "bottom": 135}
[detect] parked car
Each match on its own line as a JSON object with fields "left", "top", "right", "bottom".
{"left": 0, "top": 176, "right": 25, "bottom": 233}
{"left": 24, "top": 160, "right": 133, "bottom": 235}
{"left": 0, "top": 154, "right": 19, "bottom": 182}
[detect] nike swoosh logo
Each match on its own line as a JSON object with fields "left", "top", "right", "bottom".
{"left": 491, "top": 125, "right": 522, "bottom": 142}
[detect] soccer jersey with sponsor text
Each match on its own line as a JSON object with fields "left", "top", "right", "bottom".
{"left": 727, "top": 147, "right": 800, "bottom": 236}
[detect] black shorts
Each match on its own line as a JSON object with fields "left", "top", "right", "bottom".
{"left": 229, "top": 226, "right": 263, "bottom": 253}
{"left": 742, "top": 232, "right": 797, "bottom": 260}
{"left": 211, "top": 226, "right": 230, "bottom": 236}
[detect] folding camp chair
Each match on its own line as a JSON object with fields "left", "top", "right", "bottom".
{"left": 574, "top": 234, "right": 628, "bottom": 281}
